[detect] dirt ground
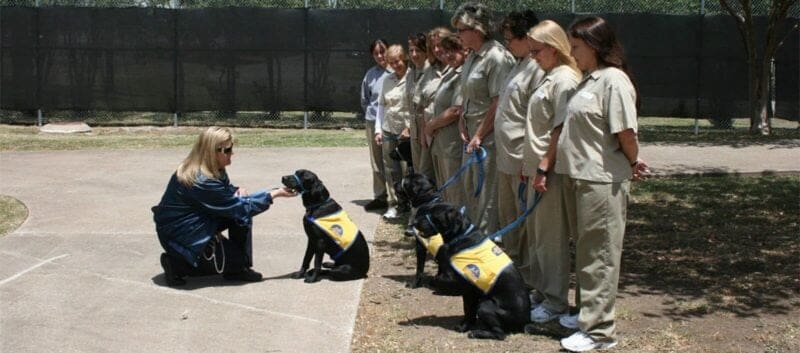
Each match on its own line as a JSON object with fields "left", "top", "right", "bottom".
{"left": 351, "top": 218, "right": 800, "bottom": 353}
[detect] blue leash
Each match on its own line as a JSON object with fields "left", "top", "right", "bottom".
{"left": 490, "top": 183, "right": 543, "bottom": 243}
{"left": 438, "top": 145, "right": 487, "bottom": 197}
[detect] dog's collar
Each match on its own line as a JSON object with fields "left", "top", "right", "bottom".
{"left": 303, "top": 197, "right": 331, "bottom": 212}
{"left": 413, "top": 195, "right": 441, "bottom": 208}
{"left": 293, "top": 174, "right": 306, "bottom": 194}
{"left": 448, "top": 223, "right": 476, "bottom": 247}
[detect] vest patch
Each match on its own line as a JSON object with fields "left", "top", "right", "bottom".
{"left": 307, "top": 210, "right": 361, "bottom": 259}
{"left": 450, "top": 239, "right": 513, "bottom": 294}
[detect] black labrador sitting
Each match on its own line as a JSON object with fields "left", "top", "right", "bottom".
{"left": 393, "top": 173, "right": 459, "bottom": 291}
{"left": 412, "top": 203, "right": 530, "bottom": 340}
{"left": 281, "top": 169, "right": 370, "bottom": 283}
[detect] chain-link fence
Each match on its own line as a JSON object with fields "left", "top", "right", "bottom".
{"left": 1, "top": 1, "right": 798, "bottom": 130}
{"left": 1, "top": 0, "right": 798, "bottom": 16}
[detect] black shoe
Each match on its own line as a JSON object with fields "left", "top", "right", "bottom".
{"left": 404, "top": 226, "right": 417, "bottom": 237}
{"left": 364, "top": 198, "right": 388, "bottom": 211}
{"left": 160, "top": 253, "right": 186, "bottom": 286}
{"left": 223, "top": 268, "right": 263, "bottom": 282}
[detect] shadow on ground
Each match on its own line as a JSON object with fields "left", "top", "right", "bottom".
{"left": 619, "top": 176, "right": 800, "bottom": 320}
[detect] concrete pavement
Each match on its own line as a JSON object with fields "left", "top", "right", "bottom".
{"left": 0, "top": 142, "right": 798, "bottom": 353}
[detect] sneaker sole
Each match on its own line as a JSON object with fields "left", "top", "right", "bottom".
{"left": 561, "top": 339, "right": 618, "bottom": 352}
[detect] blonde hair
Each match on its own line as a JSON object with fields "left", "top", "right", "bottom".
{"left": 176, "top": 126, "right": 234, "bottom": 186}
{"left": 528, "top": 20, "right": 581, "bottom": 77}
{"left": 385, "top": 44, "right": 407, "bottom": 61}
{"left": 427, "top": 26, "right": 452, "bottom": 64}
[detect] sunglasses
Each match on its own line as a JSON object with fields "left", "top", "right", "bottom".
{"left": 216, "top": 146, "right": 233, "bottom": 155}
{"left": 456, "top": 26, "right": 475, "bottom": 34}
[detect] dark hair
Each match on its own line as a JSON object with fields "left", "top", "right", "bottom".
{"left": 408, "top": 32, "right": 427, "bottom": 53}
{"left": 569, "top": 16, "right": 639, "bottom": 107}
{"left": 501, "top": 10, "right": 539, "bottom": 39}
{"left": 369, "top": 38, "right": 388, "bottom": 53}
{"left": 440, "top": 33, "right": 463, "bottom": 51}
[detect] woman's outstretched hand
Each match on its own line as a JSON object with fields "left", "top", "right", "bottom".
{"left": 271, "top": 187, "right": 299, "bottom": 198}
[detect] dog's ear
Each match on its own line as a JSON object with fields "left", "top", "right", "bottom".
{"left": 431, "top": 203, "right": 470, "bottom": 240}
{"left": 296, "top": 169, "right": 319, "bottom": 191}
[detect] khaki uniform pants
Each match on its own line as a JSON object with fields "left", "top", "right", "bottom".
{"left": 462, "top": 143, "right": 498, "bottom": 234}
{"left": 496, "top": 171, "right": 536, "bottom": 290}
{"left": 562, "top": 175, "right": 629, "bottom": 340}
{"left": 365, "top": 121, "right": 387, "bottom": 201}
{"left": 380, "top": 133, "right": 404, "bottom": 206}
{"left": 432, "top": 153, "right": 466, "bottom": 208}
{"left": 528, "top": 173, "right": 569, "bottom": 313}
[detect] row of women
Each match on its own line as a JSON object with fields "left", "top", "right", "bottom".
{"left": 359, "top": 2, "right": 648, "bottom": 351}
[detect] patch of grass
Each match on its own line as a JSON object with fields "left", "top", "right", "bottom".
{"left": 638, "top": 117, "right": 800, "bottom": 144}
{"left": 0, "top": 125, "right": 366, "bottom": 151}
{"left": 624, "top": 176, "right": 800, "bottom": 317}
{"left": 0, "top": 195, "right": 28, "bottom": 236}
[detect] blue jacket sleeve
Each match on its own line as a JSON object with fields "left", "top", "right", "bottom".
{"left": 190, "top": 176, "right": 273, "bottom": 227}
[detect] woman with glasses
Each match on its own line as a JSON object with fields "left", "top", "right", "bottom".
{"left": 425, "top": 32, "right": 469, "bottom": 207}
{"left": 152, "top": 126, "right": 297, "bottom": 286}
{"left": 492, "top": 10, "right": 545, "bottom": 297}
{"left": 553, "top": 16, "right": 648, "bottom": 351}
{"left": 522, "top": 19, "right": 581, "bottom": 326}
{"left": 451, "top": 2, "right": 515, "bottom": 235}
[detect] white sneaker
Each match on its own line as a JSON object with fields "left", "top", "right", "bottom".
{"left": 560, "top": 331, "right": 617, "bottom": 352}
{"left": 530, "top": 305, "right": 563, "bottom": 323}
{"left": 560, "top": 313, "right": 579, "bottom": 329}
{"left": 382, "top": 207, "right": 398, "bottom": 219}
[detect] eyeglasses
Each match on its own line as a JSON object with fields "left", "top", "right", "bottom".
{"left": 216, "top": 145, "right": 233, "bottom": 155}
{"left": 456, "top": 26, "right": 474, "bottom": 34}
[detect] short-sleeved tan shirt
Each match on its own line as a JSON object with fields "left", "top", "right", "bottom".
{"left": 416, "top": 62, "right": 447, "bottom": 121}
{"left": 430, "top": 66, "right": 464, "bottom": 159}
{"left": 379, "top": 71, "right": 412, "bottom": 135}
{"left": 459, "top": 40, "right": 515, "bottom": 137}
{"left": 521, "top": 65, "right": 580, "bottom": 176}
{"left": 554, "top": 67, "right": 638, "bottom": 182}
{"left": 494, "top": 56, "right": 545, "bottom": 174}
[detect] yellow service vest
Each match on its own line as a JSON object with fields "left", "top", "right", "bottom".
{"left": 414, "top": 231, "right": 444, "bottom": 256}
{"left": 449, "top": 238, "right": 513, "bottom": 294}
{"left": 307, "top": 210, "right": 361, "bottom": 259}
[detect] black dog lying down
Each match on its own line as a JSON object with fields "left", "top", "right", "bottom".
{"left": 281, "top": 169, "right": 370, "bottom": 283}
{"left": 413, "top": 203, "right": 530, "bottom": 340}
{"left": 393, "top": 173, "right": 459, "bottom": 291}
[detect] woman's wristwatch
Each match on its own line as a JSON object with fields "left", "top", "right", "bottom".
{"left": 536, "top": 167, "right": 548, "bottom": 176}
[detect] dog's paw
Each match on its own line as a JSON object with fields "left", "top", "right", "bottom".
{"left": 467, "top": 330, "right": 505, "bottom": 340}
{"left": 304, "top": 272, "right": 321, "bottom": 283}
{"left": 407, "top": 275, "right": 424, "bottom": 289}
{"left": 454, "top": 322, "right": 471, "bottom": 333}
{"left": 290, "top": 269, "right": 307, "bottom": 279}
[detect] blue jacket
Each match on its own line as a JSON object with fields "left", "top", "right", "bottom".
{"left": 152, "top": 171, "right": 273, "bottom": 266}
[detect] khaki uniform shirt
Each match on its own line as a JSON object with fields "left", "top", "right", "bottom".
{"left": 521, "top": 65, "right": 580, "bottom": 176}
{"left": 416, "top": 62, "right": 448, "bottom": 122}
{"left": 459, "top": 40, "right": 515, "bottom": 140}
{"left": 379, "top": 71, "right": 412, "bottom": 135}
{"left": 407, "top": 63, "right": 428, "bottom": 140}
{"left": 430, "top": 66, "right": 464, "bottom": 159}
{"left": 494, "top": 57, "right": 545, "bottom": 174}
{"left": 554, "top": 67, "right": 638, "bottom": 182}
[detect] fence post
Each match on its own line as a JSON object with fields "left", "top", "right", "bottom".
{"left": 172, "top": 0, "right": 180, "bottom": 127}
{"left": 36, "top": 0, "right": 42, "bottom": 126}
{"left": 694, "top": 1, "right": 706, "bottom": 135}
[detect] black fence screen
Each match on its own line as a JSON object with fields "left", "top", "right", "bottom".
{"left": 1, "top": 7, "right": 798, "bottom": 119}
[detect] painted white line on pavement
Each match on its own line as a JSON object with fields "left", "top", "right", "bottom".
{"left": 89, "top": 271, "right": 337, "bottom": 330}
{"left": 0, "top": 254, "right": 70, "bottom": 286}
